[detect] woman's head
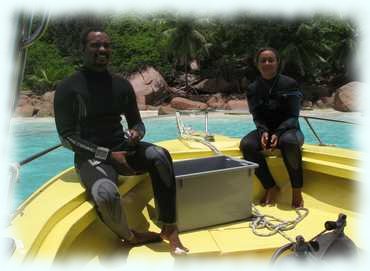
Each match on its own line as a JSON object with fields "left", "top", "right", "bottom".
{"left": 255, "top": 47, "right": 280, "bottom": 80}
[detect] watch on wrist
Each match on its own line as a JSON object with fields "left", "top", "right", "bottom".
{"left": 95, "top": 147, "right": 110, "bottom": 161}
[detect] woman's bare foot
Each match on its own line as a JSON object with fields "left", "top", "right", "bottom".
{"left": 260, "top": 186, "right": 279, "bottom": 206}
{"left": 125, "top": 230, "right": 162, "bottom": 246}
{"left": 160, "top": 225, "right": 189, "bottom": 256}
{"left": 292, "top": 188, "right": 304, "bottom": 208}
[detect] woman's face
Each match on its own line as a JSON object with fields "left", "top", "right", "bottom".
{"left": 257, "top": 50, "right": 279, "bottom": 80}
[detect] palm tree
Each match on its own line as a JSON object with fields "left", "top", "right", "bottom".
{"left": 163, "top": 18, "right": 209, "bottom": 90}
{"left": 327, "top": 21, "right": 357, "bottom": 75}
{"left": 275, "top": 22, "right": 330, "bottom": 81}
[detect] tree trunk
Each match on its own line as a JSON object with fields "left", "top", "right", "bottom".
{"left": 184, "top": 55, "right": 188, "bottom": 90}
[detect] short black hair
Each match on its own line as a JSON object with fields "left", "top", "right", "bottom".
{"left": 80, "top": 27, "right": 107, "bottom": 50}
{"left": 254, "top": 47, "right": 280, "bottom": 66}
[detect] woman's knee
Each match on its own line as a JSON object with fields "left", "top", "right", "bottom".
{"left": 279, "top": 131, "right": 303, "bottom": 148}
{"left": 240, "top": 136, "right": 259, "bottom": 153}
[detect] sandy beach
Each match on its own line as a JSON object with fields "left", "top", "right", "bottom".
{"left": 10, "top": 108, "right": 363, "bottom": 124}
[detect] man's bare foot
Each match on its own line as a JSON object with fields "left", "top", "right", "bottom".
{"left": 160, "top": 225, "right": 189, "bottom": 256}
{"left": 260, "top": 186, "right": 279, "bottom": 206}
{"left": 124, "top": 230, "right": 162, "bottom": 246}
{"left": 292, "top": 188, "right": 304, "bottom": 208}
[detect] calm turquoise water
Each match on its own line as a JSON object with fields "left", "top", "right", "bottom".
{"left": 9, "top": 116, "right": 357, "bottom": 208}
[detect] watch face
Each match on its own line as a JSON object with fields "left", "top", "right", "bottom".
{"left": 95, "top": 147, "right": 109, "bottom": 160}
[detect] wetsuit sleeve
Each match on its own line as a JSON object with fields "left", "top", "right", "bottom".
{"left": 250, "top": 111, "right": 270, "bottom": 136}
{"left": 246, "top": 87, "right": 269, "bottom": 136}
{"left": 274, "top": 90, "right": 302, "bottom": 137}
{"left": 123, "top": 81, "right": 146, "bottom": 139}
{"left": 54, "top": 81, "right": 111, "bottom": 161}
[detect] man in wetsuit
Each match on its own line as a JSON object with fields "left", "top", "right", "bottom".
{"left": 54, "top": 28, "right": 188, "bottom": 255}
{"left": 239, "top": 47, "right": 304, "bottom": 208}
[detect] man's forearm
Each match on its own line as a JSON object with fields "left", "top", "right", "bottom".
{"left": 60, "top": 134, "right": 112, "bottom": 162}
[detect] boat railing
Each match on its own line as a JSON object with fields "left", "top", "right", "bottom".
{"left": 12, "top": 11, "right": 50, "bottom": 111}
{"left": 175, "top": 109, "right": 358, "bottom": 151}
{"left": 300, "top": 114, "right": 357, "bottom": 147}
{"left": 175, "top": 110, "right": 221, "bottom": 154}
{"left": 7, "top": 11, "right": 50, "bottom": 218}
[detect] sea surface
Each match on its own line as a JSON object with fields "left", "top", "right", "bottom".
{"left": 8, "top": 115, "right": 358, "bottom": 208}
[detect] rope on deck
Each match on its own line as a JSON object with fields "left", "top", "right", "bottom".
{"left": 250, "top": 205, "right": 309, "bottom": 243}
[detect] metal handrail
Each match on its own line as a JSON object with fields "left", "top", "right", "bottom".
{"left": 18, "top": 144, "right": 62, "bottom": 167}
{"left": 175, "top": 110, "right": 220, "bottom": 154}
{"left": 179, "top": 135, "right": 221, "bottom": 154}
{"left": 302, "top": 117, "right": 325, "bottom": 146}
{"left": 7, "top": 144, "right": 62, "bottom": 218}
{"left": 300, "top": 115, "right": 357, "bottom": 146}
{"left": 12, "top": 11, "right": 50, "bottom": 112}
{"left": 175, "top": 109, "right": 358, "bottom": 149}
{"left": 21, "top": 11, "right": 50, "bottom": 49}
{"left": 299, "top": 115, "right": 358, "bottom": 125}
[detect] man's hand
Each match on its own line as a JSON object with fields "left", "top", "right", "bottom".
{"left": 127, "top": 129, "right": 141, "bottom": 145}
{"left": 270, "top": 134, "right": 278, "bottom": 149}
{"left": 261, "top": 132, "right": 269, "bottom": 150}
{"left": 110, "top": 151, "right": 135, "bottom": 173}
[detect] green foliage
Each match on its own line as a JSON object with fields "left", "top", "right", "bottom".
{"left": 23, "top": 13, "right": 358, "bottom": 94}
{"left": 23, "top": 41, "right": 74, "bottom": 94}
{"left": 107, "top": 16, "right": 170, "bottom": 75}
{"left": 316, "top": 17, "right": 357, "bottom": 74}
{"left": 264, "top": 20, "right": 330, "bottom": 81}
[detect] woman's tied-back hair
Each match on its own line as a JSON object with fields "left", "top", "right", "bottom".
{"left": 80, "top": 27, "right": 107, "bottom": 50}
{"left": 254, "top": 47, "right": 280, "bottom": 66}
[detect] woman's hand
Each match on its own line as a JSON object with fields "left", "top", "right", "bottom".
{"left": 270, "top": 134, "right": 278, "bottom": 149}
{"left": 261, "top": 132, "right": 270, "bottom": 150}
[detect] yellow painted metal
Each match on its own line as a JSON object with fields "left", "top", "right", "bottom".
{"left": 8, "top": 136, "right": 362, "bottom": 266}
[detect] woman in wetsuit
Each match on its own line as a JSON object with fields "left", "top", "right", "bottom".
{"left": 239, "top": 47, "right": 304, "bottom": 208}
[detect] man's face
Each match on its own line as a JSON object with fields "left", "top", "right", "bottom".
{"left": 83, "top": 31, "right": 112, "bottom": 71}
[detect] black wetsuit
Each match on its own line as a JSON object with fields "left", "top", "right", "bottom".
{"left": 239, "top": 74, "right": 304, "bottom": 189}
{"left": 54, "top": 68, "right": 176, "bottom": 239}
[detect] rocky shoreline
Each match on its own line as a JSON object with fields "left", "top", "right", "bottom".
{"left": 14, "top": 66, "right": 364, "bottom": 118}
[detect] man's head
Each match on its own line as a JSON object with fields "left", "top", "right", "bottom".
{"left": 81, "top": 28, "right": 112, "bottom": 71}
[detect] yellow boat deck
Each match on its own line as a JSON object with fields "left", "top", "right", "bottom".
{"left": 60, "top": 172, "right": 360, "bottom": 266}
{"left": 8, "top": 136, "right": 362, "bottom": 267}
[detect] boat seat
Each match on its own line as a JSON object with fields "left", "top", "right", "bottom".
{"left": 261, "top": 145, "right": 360, "bottom": 181}
{"left": 11, "top": 168, "right": 148, "bottom": 264}
{"left": 262, "top": 149, "right": 282, "bottom": 157}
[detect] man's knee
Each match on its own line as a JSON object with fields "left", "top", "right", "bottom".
{"left": 145, "top": 145, "right": 170, "bottom": 162}
{"left": 90, "top": 178, "right": 122, "bottom": 223}
{"left": 144, "top": 145, "right": 173, "bottom": 186}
